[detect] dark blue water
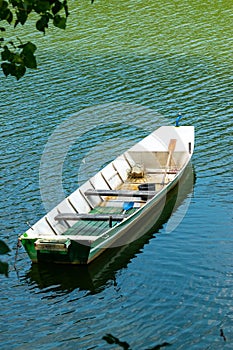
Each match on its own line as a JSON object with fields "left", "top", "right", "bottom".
{"left": 1, "top": 1, "right": 233, "bottom": 349}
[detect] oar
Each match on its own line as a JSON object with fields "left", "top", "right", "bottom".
{"left": 122, "top": 201, "right": 134, "bottom": 214}
{"left": 161, "top": 138, "right": 177, "bottom": 185}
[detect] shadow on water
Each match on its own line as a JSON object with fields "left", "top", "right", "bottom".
{"left": 24, "top": 164, "right": 195, "bottom": 295}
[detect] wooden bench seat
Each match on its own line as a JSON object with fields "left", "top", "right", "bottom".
{"left": 35, "top": 235, "right": 100, "bottom": 244}
{"left": 55, "top": 213, "right": 127, "bottom": 222}
{"left": 85, "top": 189, "right": 156, "bottom": 198}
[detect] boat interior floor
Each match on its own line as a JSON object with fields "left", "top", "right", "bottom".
{"left": 60, "top": 170, "right": 178, "bottom": 238}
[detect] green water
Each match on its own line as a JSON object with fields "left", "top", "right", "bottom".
{"left": 1, "top": 1, "right": 233, "bottom": 349}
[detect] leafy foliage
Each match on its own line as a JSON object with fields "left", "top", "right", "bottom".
{"left": 102, "top": 334, "right": 171, "bottom": 350}
{"left": 0, "top": 0, "right": 70, "bottom": 79}
{"left": 0, "top": 239, "right": 10, "bottom": 277}
{"left": 103, "top": 334, "right": 131, "bottom": 350}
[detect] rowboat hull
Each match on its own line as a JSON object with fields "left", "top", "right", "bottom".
{"left": 19, "top": 125, "right": 194, "bottom": 265}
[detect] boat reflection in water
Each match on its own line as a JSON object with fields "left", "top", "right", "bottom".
{"left": 24, "top": 164, "right": 195, "bottom": 294}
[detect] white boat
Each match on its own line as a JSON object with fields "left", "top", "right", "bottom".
{"left": 19, "top": 125, "right": 194, "bottom": 265}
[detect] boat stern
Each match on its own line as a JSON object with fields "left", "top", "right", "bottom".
{"left": 19, "top": 234, "right": 92, "bottom": 265}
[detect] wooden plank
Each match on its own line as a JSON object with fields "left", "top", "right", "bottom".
{"left": 147, "top": 169, "right": 178, "bottom": 174}
{"left": 85, "top": 189, "right": 156, "bottom": 198}
{"left": 161, "top": 139, "right": 177, "bottom": 185}
{"left": 35, "top": 235, "right": 100, "bottom": 241}
{"left": 61, "top": 217, "right": 109, "bottom": 237}
{"left": 55, "top": 213, "right": 127, "bottom": 221}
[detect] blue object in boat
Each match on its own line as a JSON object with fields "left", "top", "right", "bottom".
{"left": 123, "top": 202, "right": 134, "bottom": 212}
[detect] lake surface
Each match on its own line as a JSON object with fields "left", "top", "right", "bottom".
{"left": 0, "top": 0, "right": 233, "bottom": 349}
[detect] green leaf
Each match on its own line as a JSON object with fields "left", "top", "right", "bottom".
{"left": 10, "top": 0, "right": 21, "bottom": 7}
{"left": 14, "top": 63, "right": 26, "bottom": 80}
{"left": 0, "top": 0, "right": 8, "bottom": 11}
{"left": 15, "top": 8, "right": 28, "bottom": 26}
{"left": 53, "top": 14, "right": 66, "bottom": 29}
{"left": 0, "top": 0, "right": 13, "bottom": 22}
{"left": 0, "top": 6, "right": 13, "bottom": 23}
{"left": 103, "top": 334, "right": 115, "bottom": 345}
{"left": 1, "top": 62, "right": 12, "bottom": 76}
{"left": 52, "top": 0, "right": 63, "bottom": 15}
{"left": 63, "top": 0, "right": 69, "bottom": 17}
{"left": 7, "top": 10, "right": 13, "bottom": 24}
{"left": 13, "top": 52, "right": 24, "bottom": 64}
{"left": 0, "top": 0, "right": 8, "bottom": 19}
{"left": 102, "top": 334, "right": 131, "bottom": 349}
{"left": 22, "top": 51, "right": 37, "bottom": 68}
{"left": 0, "top": 240, "right": 10, "bottom": 255}
{"left": 20, "top": 0, "right": 33, "bottom": 15}
{"left": 21, "top": 41, "right": 37, "bottom": 54}
{"left": 1, "top": 62, "right": 26, "bottom": 79}
{"left": 19, "top": 42, "right": 37, "bottom": 68}
{"left": 36, "top": 14, "right": 49, "bottom": 33}
{"left": 0, "top": 260, "right": 9, "bottom": 277}
{"left": 33, "top": 0, "right": 51, "bottom": 14}
{"left": 1, "top": 45, "right": 14, "bottom": 62}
